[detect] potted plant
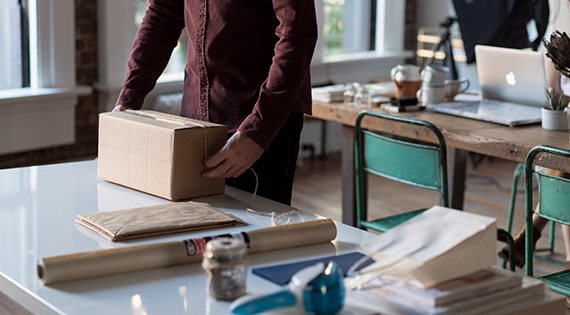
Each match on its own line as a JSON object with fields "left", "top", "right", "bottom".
{"left": 542, "top": 87, "right": 568, "bottom": 130}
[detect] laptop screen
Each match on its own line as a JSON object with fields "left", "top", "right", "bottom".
{"left": 475, "top": 45, "right": 546, "bottom": 107}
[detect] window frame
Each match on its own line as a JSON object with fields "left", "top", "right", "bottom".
{"left": 0, "top": 0, "right": 24, "bottom": 90}
{"left": 0, "top": 0, "right": 90, "bottom": 155}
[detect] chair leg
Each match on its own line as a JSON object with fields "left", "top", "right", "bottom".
{"left": 503, "top": 163, "right": 524, "bottom": 269}
{"left": 535, "top": 221, "right": 566, "bottom": 266}
{"left": 548, "top": 221, "right": 556, "bottom": 253}
{"left": 506, "top": 163, "right": 525, "bottom": 235}
{"left": 497, "top": 229, "right": 516, "bottom": 272}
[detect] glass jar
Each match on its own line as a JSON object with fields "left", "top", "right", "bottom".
{"left": 343, "top": 83, "right": 356, "bottom": 106}
{"left": 354, "top": 87, "right": 371, "bottom": 108}
{"left": 202, "top": 238, "right": 247, "bottom": 301}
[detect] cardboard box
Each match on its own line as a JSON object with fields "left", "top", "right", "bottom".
{"left": 98, "top": 110, "right": 226, "bottom": 200}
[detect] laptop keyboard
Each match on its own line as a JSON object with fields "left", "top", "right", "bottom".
{"left": 426, "top": 100, "right": 542, "bottom": 127}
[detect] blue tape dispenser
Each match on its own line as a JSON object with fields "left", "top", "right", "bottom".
{"left": 230, "top": 261, "right": 345, "bottom": 315}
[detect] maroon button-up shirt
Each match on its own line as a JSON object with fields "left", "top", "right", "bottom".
{"left": 117, "top": 0, "right": 317, "bottom": 149}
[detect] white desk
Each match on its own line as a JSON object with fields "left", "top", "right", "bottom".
{"left": 0, "top": 161, "right": 379, "bottom": 314}
{"left": 0, "top": 161, "right": 565, "bottom": 314}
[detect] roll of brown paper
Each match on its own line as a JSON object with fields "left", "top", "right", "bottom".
{"left": 38, "top": 219, "right": 337, "bottom": 285}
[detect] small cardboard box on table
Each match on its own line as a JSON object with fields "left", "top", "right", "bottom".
{"left": 98, "top": 110, "right": 226, "bottom": 200}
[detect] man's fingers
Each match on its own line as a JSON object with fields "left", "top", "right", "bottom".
{"left": 204, "top": 147, "right": 230, "bottom": 168}
{"left": 203, "top": 159, "right": 234, "bottom": 178}
{"left": 226, "top": 164, "right": 245, "bottom": 179}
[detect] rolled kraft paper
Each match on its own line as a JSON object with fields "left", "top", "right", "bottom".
{"left": 38, "top": 219, "right": 337, "bottom": 285}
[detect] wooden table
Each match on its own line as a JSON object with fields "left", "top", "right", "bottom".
{"left": 311, "top": 101, "right": 570, "bottom": 225}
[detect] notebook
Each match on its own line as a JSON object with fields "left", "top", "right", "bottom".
{"left": 427, "top": 45, "right": 547, "bottom": 127}
{"left": 252, "top": 252, "right": 373, "bottom": 286}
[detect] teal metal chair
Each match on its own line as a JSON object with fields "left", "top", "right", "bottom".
{"left": 353, "top": 110, "right": 449, "bottom": 232}
{"left": 354, "top": 110, "right": 517, "bottom": 271}
{"left": 524, "top": 145, "right": 570, "bottom": 296}
{"left": 505, "top": 163, "right": 561, "bottom": 267}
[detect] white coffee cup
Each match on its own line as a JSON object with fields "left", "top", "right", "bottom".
{"left": 417, "top": 86, "right": 446, "bottom": 105}
{"left": 444, "top": 78, "right": 470, "bottom": 101}
{"left": 421, "top": 65, "right": 449, "bottom": 86}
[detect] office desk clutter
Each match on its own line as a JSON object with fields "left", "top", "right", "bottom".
{"left": 417, "top": 64, "right": 448, "bottom": 105}
{"left": 37, "top": 219, "right": 337, "bottom": 285}
{"left": 75, "top": 202, "right": 245, "bottom": 241}
{"left": 443, "top": 78, "right": 470, "bottom": 101}
{"left": 391, "top": 64, "right": 421, "bottom": 101}
{"left": 231, "top": 262, "right": 345, "bottom": 315}
{"left": 541, "top": 87, "right": 569, "bottom": 130}
{"left": 427, "top": 46, "right": 546, "bottom": 127}
{"left": 98, "top": 110, "right": 227, "bottom": 200}
{"left": 203, "top": 238, "right": 248, "bottom": 301}
{"left": 347, "top": 271, "right": 546, "bottom": 314}
{"left": 311, "top": 84, "right": 346, "bottom": 103}
{"left": 344, "top": 207, "right": 548, "bottom": 314}
{"left": 348, "top": 206, "right": 497, "bottom": 289}
{"left": 311, "top": 82, "right": 394, "bottom": 107}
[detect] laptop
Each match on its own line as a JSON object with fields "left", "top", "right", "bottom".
{"left": 426, "top": 45, "right": 547, "bottom": 127}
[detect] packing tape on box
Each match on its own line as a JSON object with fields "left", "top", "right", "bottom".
{"left": 125, "top": 109, "right": 209, "bottom": 156}
{"left": 38, "top": 219, "right": 337, "bottom": 285}
{"left": 125, "top": 110, "right": 207, "bottom": 127}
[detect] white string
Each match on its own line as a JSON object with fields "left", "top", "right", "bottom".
{"left": 244, "top": 168, "right": 304, "bottom": 226}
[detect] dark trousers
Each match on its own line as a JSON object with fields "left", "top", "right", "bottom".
{"left": 226, "top": 112, "right": 304, "bottom": 205}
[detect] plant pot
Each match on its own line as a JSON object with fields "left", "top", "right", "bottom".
{"left": 541, "top": 108, "right": 568, "bottom": 130}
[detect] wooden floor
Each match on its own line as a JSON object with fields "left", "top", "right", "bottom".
{"left": 292, "top": 153, "right": 570, "bottom": 279}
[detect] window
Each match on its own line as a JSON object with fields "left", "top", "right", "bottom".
{"left": 0, "top": 0, "right": 29, "bottom": 90}
{"left": 96, "top": 0, "right": 407, "bottom": 104}
{"left": 0, "top": 0, "right": 86, "bottom": 155}
{"left": 134, "top": 0, "right": 187, "bottom": 75}
{"left": 322, "top": 0, "right": 376, "bottom": 56}
{"left": 131, "top": 0, "right": 379, "bottom": 69}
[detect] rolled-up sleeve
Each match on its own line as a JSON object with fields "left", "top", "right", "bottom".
{"left": 237, "top": 0, "right": 318, "bottom": 149}
{"left": 116, "top": 0, "right": 185, "bottom": 109}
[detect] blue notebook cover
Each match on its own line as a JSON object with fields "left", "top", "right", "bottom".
{"left": 252, "top": 252, "right": 373, "bottom": 286}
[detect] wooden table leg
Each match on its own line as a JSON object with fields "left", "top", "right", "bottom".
{"left": 449, "top": 148, "right": 467, "bottom": 210}
{"left": 320, "top": 120, "right": 327, "bottom": 160}
{"left": 341, "top": 125, "right": 360, "bottom": 226}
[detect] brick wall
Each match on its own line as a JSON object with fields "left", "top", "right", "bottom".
{"left": 0, "top": 0, "right": 99, "bottom": 169}
{"left": 404, "top": 0, "right": 418, "bottom": 52}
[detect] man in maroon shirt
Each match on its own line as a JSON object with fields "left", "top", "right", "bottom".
{"left": 114, "top": 1, "right": 317, "bottom": 205}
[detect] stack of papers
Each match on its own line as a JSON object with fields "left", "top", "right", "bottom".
{"left": 312, "top": 84, "right": 346, "bottom": 103}
{"left": 312, "top": 82, "right": 396, "bottom": 104}
{"left": 346, "top": 268, "right": 544, "bottom": 315}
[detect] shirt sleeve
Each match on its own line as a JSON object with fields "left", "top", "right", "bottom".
{"left": 116, "top": 0, "right": 185, "bottom": 109}
{"left": 237, "top": 0, "right": 318, "bottom": 149}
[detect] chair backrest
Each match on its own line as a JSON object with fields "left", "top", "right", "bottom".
{"left": 354, "top": 110, "right": 449, "bottom": 209}
{"left": 525, "top": 145, "right": 570, "bottom": 226}
{"left": 524, "top": 145, "right": 570, "bottom": 276}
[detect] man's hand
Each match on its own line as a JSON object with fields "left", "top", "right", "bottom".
{"left": 112, "top": 105, "right": 131, "bottom": 112}
{"left": 203, "top": 131, "right": 264, "bottom": 178}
